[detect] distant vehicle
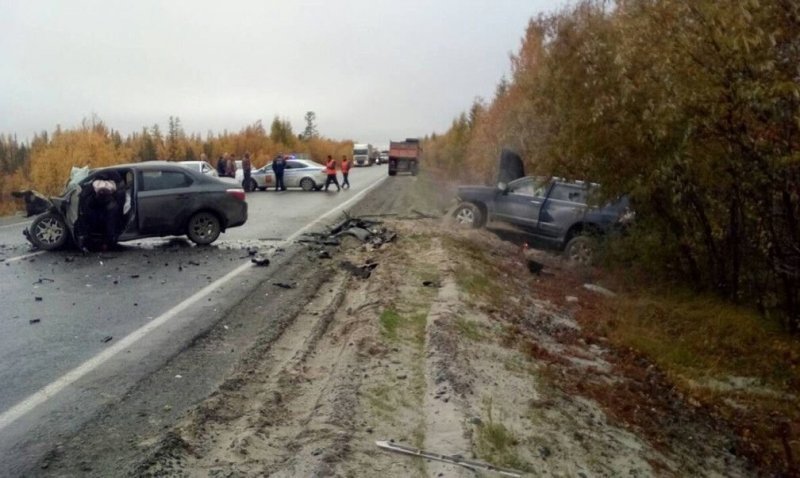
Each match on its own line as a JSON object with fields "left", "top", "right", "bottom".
{"left": 452, "top": 151, "right": 631, "bottom": 265}
{"left": 23, "top": 162, "right": 248, "bottom": 250}
{"left": 249, "top": 158, "right": 327, "bottom": 191}
{"left": 353, "top": 143, "right": 375, "bottom": 167}
{"left": 178, "top": 160, "right": 218, "bottom": 177}
{"left": 388, "top": 139, "right": 421, "bottom": 176}
{"left": 377, "top": 150, "right": 389, "bottom": 165}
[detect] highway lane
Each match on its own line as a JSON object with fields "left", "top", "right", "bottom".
{"left": 0, "top": 164, "right": 387, "bottom": 475}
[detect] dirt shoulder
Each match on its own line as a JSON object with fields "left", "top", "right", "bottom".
{"left": 131, "top": 174, "right": 758, "bottom": 477}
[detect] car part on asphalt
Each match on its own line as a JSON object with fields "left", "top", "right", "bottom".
{"left": 251, "top": 255, "right": 270, "bottom": 266}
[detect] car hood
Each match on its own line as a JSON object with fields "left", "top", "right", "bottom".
{"left": 497, "top": 149, "right": 525, "bottom": 187}
{"left": 457, "top": 185, "right": 498, "bottom": 201}
{"left": 12, "top": 190, "right": 54, "bottom": 217}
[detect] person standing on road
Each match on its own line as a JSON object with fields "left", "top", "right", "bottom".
{"left": 341, "top": 155, "right": 351, "bottom": 189}
{"left": 324, "top": 155, "right": 341, "bottom": 192}
{"left": 225, "top": 154, "right": 237, "bottom": 178}
{"left": 216, "top": 155, "right": 226, "bottom": 176}
{"left": 272, "top": 154, "right": 287, "bottom": 191}
{"left": 241, "top": 152, "right": 253, "bottom": 190}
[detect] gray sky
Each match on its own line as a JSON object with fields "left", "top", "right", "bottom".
{"left": 1, "top": 0, "right": 561, "bottom": 144}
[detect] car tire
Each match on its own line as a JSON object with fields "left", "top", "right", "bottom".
{"left": 29, "top": 213, "right": 69, "bottom": 250}
{"left": 244, "top": 178, "right": 257, "bottom": 192}
{"left": 300, "top": 178, "right": 315, "bottom": 192}
{"left": 564, "top": 235, "right": 597, "bottom": 265}
{"left": 187, "top": 211, "right": 221, "bottom": 245}
{"left": 452, "top": 203, "right": 484, "bottom": 228}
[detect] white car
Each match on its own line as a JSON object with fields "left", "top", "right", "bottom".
{"left": 178, "top": 161, "right": 218, "bottom": 177}
{"left": 248, "top": 159, "right": 328, "bottom": 191}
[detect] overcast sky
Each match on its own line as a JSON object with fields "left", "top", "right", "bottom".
{"left": 1, "top": 0, "right": 561, "bottom": 144}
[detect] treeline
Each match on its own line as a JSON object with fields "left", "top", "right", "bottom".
{"left": 0, "top": 114, "right": 352, "bottom": 212}
{"left": 425, "top": 0, "right": 800, "bottom": 332}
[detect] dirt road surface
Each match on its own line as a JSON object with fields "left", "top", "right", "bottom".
{"left": 37, "top": 175, "right": 753, "bottom": 477}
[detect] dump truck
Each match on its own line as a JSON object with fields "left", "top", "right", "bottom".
{"left": 388, "top": 138, "right": 421, "bottom": 176}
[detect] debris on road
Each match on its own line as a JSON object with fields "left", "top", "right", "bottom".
{"left": 318, "top": 250, "right": 332, "bottom": 259}
{"left": 35, "top": 296, "right": 43, "bottom": 301}
{"left": 340, "top": 260, "right": 378, "bottom": 279}
{"left": 102, "top": 336, "right": 113, "bottom": 343}
{"left": 422, "top": 280, "right": 441, "bottom": 288}
{"left": 375, "top": 440, "right": 523, "bottom": 477}
{"left": 29, "top": 319, "right": 41, "bottom": 324}
{"left": 527, "top": 259, "right": 545, "bottom": 275}
{"left": 272, "top": 282, "right": 296, "bottom": 289}
{"left": 32, "top": 277, "right": 54, "bottom": 285}
{"left": 251, "top": 256, "right": 270, "bottom": 267}
{"left": 583, "top": 283, "right": 616, "bottom": 297}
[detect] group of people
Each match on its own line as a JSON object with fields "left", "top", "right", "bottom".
{"left": 323, "top": 154, "right": 352, "bottom": 192}
{"left": 268, "top": 153, "right": 352, "bottom": 192}
{"left": 211, "top": 151, "right": 353, "bottom": 192}
{"left": 214, "top": 152, "right": 252, "bottom": 183}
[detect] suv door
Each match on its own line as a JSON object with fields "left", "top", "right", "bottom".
{"left": 493, "top": 177, "right": 549, "bottom": 229}
{"left": 137, "top": 169, "right": 195, "bottom": 234}
{"left": 538, "top": 183, "right": 587, "bottom": 238}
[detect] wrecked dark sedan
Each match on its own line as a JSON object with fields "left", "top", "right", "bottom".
{"left": 452, "top": 150, "right": 632, "bottom": 264}
{"left": 22, "top": 161, "right": 248, "bottom": 251}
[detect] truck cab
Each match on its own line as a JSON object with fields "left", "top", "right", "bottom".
{"left": 353, "top": 143, "right": 374, "bottom": 167}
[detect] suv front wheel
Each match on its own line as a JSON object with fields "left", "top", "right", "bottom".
{"left": 564, "top": 235, "right": 597, "bottom": 265}
{"left": 452, "top": 203, "right": 485, "bottom": 228}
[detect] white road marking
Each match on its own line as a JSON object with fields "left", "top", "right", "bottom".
{"left": 0, "top": 220, "right": 31, "bottom": 230}
{"left": 0, "top": 173, "right": 387, "bottom": 431}
{"left": 2, "top": 251, "right": 46, "bottom": 263}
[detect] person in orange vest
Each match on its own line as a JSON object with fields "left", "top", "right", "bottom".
{"left": 341, "top": 155, "right": 351, "bottom": 189}
{"left": 324, "top": 155, "right": 341, "bottom": 192}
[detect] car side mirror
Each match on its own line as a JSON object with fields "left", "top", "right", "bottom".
{"left": 497, "top": 182, "right": 508, "bottom": 194}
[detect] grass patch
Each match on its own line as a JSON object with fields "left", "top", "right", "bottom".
{"left": 601, "top": 291, "right": 800, "bottom": 389}
{"left": 455, "top": 317, "right": 484, "bottom": 341}
{"left": 365, "top": 384, "right": 397, "bottom": 417}
{"left": 587, "top": 288, "right": 800, "bottom": 473}
{"left": 379, "top": 309, "right": 401, "bottom": 341}
{"left": 474, "top": 397, "right": 529, "bottom": 471}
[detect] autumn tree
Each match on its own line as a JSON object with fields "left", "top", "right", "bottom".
{"left": 302, "top": 111, "right": 319, "bottom": 140}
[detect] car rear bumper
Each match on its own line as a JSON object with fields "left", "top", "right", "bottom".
{"left": 226, "top": 202, "right": 248, "bottom": 228}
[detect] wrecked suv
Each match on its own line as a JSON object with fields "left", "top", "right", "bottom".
{"left": 452, "top": 151, "right": 631, "bottom": 264}
{"left": 22, "top": 161, "right": 248, "bottom": 251}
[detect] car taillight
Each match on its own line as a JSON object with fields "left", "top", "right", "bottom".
{"left": 226, "top": 189, "right": 246, "bottom": 201}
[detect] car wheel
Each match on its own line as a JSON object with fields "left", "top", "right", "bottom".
{"left": 29, "top": 213, "right": 68, "bottom": 250}
{"left": 187, "top": 211, "right": 221, "bottom": 245}
{"left": 452, "top": 203, "right": 484, "bottom": 228}
{"left": 244, "top": 178, "right": 257, "bottom": 192}
{"left": 564, "top": 235, "right": 596, "bottom": 265}
{"left": 300, "top": 178, "right": 315, "bottom": 191}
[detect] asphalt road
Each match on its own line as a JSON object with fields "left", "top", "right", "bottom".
{"left": 0, "top": 164, "right": 388, "bottom": 476}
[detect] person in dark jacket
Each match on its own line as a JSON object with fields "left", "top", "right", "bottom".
{"left": 77, "top": 171, "right": 125, "bottom": 251}
{"left": 216, "top": 155, "right": 226, "bottom": 176}
{"left": 241, "top": 152, "right": 253, "bottom": 190}
{"left": 272, "top": 154, "right": 287, "bottom": 191}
